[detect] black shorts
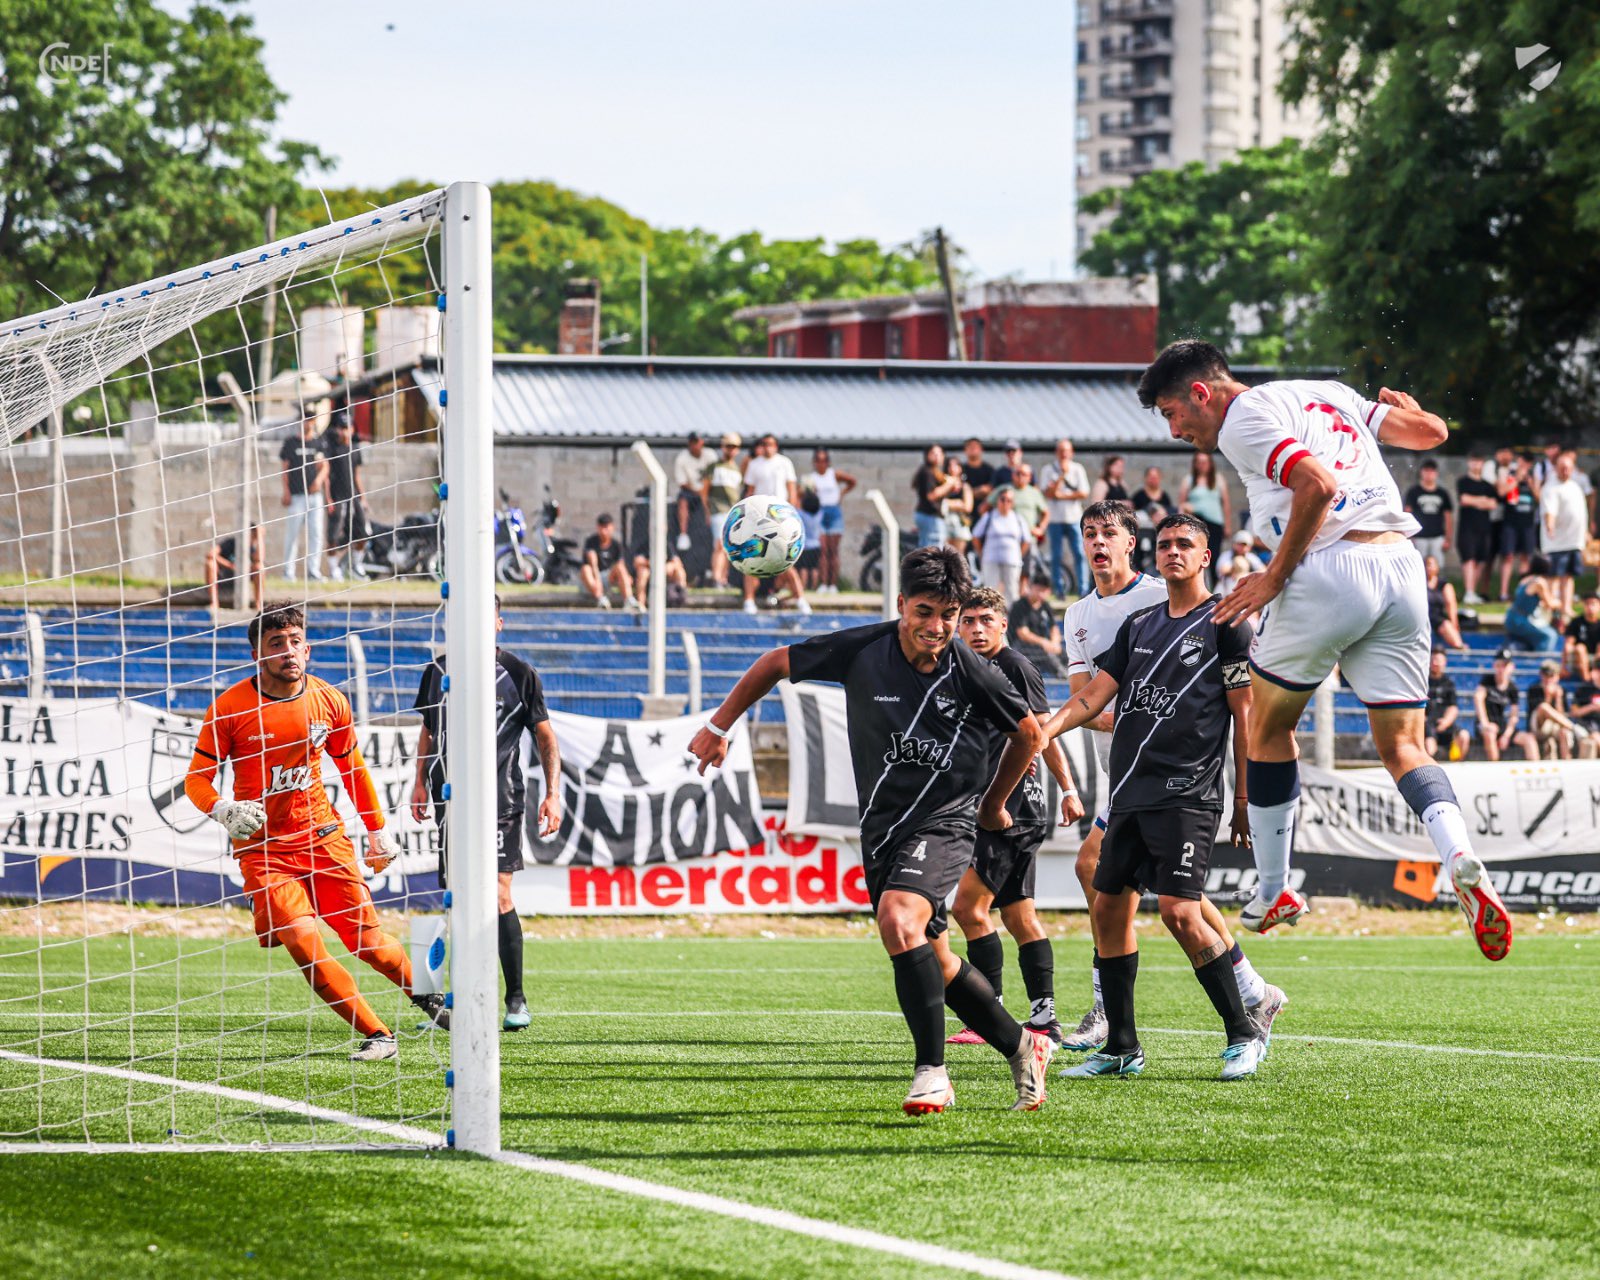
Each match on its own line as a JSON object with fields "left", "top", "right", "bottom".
{"left": 1094, "top": 807, "right": 1220, "bottom": 901}
{"left": 1549, "top": 549, "right": 1582, "bottom": 578}
{"left": 1501, "top": 521, "right": 1537, "bottom": 558}
{"left": 327, "top": 500, "right": 368, "bottom": 548}
{"left": 1456, "top": 524, "right": 1495, "bottom": 565}
{"left": 972, "top": 823, "right": 1047, "bottom": 909}
{"left": 864, "top": 821, "right": 975, "bottom": 938}
{"left": 436, "top": 811, "right": 525, "bottom": 888}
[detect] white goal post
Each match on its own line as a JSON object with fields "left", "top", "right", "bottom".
{"left": 0, "top": 182, "right": 499, "bottom": 1154}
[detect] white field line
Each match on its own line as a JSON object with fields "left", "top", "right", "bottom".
{"left": 0, "top": 1047, "right": 1082, "bottom": 1280}
{"left": 0, "top": 1141, "right": 406, "bottom": 1154}
{"left": 3, "top": 1012, "right": 1597, "bottom": 1064}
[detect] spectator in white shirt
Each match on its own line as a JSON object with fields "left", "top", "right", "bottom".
{"left": 1040, "top": 438, "right": 1091, "bottom": 598}
{"left": 1540, "top": 450, "right": 1588, "bottom": 617}
{"left": 971, "top": 487, "right": 1029, "bottom": 604}
{"left": 672, "top": 432, "right": 709, "bottom": 552}
{"left": 739, "top": 434, "right": 810, "bottom": 616}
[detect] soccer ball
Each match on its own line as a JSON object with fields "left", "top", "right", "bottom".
{"left": 722, "top": 499, "right": 805, "bottom": 578}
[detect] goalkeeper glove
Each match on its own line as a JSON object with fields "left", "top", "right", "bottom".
{"left": 366, "top": 828, "right": 397, "bottom": 874}
{"left": 210, "top": 800, "right": 267, "bottom": 840}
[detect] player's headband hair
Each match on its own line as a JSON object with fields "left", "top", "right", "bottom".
{"left": 1156, "top": 511, "right": 1211, "bottom": 548}
{"left": 960, "top": 586, "right": 1007, "bottom": 617}
{"left": 1079, "top": 499, "right": 1138, "bottom": 541}
{"left": 899, "top": 544, "right": 972, "bottom": 604}
{"left": 1137, "top": 339, "right": 1232, "bottom": 409}
{"left": 248, "top": 602, "right": 306, "bottom": 649}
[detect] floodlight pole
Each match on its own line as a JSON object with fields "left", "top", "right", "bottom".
{"left": 442, "top": 180, "right": 499, "bottom": 1157}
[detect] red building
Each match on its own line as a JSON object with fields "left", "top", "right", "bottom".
{"left": 735, "top": 277, "right": 1158, "bottom": 364}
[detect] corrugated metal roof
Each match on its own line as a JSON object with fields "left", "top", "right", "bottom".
{"left": 475, "top": 355, "right": 1177, "bottom": 448}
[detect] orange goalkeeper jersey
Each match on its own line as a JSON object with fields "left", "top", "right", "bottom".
{"left": 185, "top": 674, "right": 384, "bottom": 860}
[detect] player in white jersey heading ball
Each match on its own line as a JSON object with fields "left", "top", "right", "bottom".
{"left": 1054, "top": 500, "right": 1287, "bottom": 1052}
{"left": 1139, "top": 341, "right": 1510, "bottom": 961}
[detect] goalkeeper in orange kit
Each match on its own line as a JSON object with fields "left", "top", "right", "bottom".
{"left": 185, "top": 603, "right": 449, "bottom": 1060}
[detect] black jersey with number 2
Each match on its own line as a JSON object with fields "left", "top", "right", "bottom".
{"left": 1095, "top": 596, "right": 1253, "bottom": 812}
{"left": 787, "top": 621, "right": 1030, "bottom": 857}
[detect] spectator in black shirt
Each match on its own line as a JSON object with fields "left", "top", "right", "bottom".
{"left": 960, "top": 438, "right": 997, "bottom": 510}
{"left": 990, "top": 439, "right": 1026, "bottom": 495}
{"left": 912, "top": 445, "right": 958, "bottom": 548}
{"left": 1474, "top": 651, "right": 1536, "bottom": 762}
{"left": 1454, "top": 452, "right": 1498, "bottom": 604}
{"left": 1424, "top": 648, "right": 1470, "bottom": 762}
{"left": 688, "top": 546, "right": 1053, "bottom": 1115}
{"left": 1564, "top": 592, "right": 1600, "bottom": 682}
{"left": 1129, "top": 466, "right": 1173, "bottom": 572}
{"left": 205, "top": 525, "right": 264, "bottom": 613}
{"left": 1405, "top": 460, "right": 1454, "bottom": 567}
{"left": 1497, "top": 453, "right": 1539, "bottom": 602}
{"left": 1526, "top": 659, "right": 1585, "bottom": 759}
{"left": 581, "top": 514, "right": 636, "bottom": 610}
{"left": 320, "top": 415, "right": 367, "bottom": 580}
{"left": 1008, "top": 573, "right": 1067, "bottom": 675}
{"left": 1567, "top": 678, "right": 1600, "bottom": 749}
{"left": 280, "top": 413, "right": 329, "bottom": 582}
{"left": 1090, "top": 454, "right": 1132, "bottom": 510}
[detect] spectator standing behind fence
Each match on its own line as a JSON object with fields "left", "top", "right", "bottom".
{"left": 672, "top": 432, "right": 709, "bottom": 553}
{"left": 1041, "top": 439, "right": 1091, "bottom": 598}
{"left": 1129, "top": 466, "right": 1173, "bottom": 572}
{"left": 795, "top": 491, "right": 823, "bottom": 591}
{"left": 280, "top": 410, "right": 329, "bottom": 583}
{"left": 912, "top": 444, "right": 958, "bottom": 548}
{"left": 1540, "top": 450, "right": 1587, "bottom": 618}
{"left": 972, "top": 486, "right": 1029, "bottom": 604}
{"left": 942, "top": 459, "right": 975, "bottom": 556}
{"left": 1498, "top": 453, "right": 1539, "bottom": 602}
{"left": 1505, "top": 554, "right": 1561, "bottom": 651}
{"left": 742, "top": 433, "right": 811, "bottom": 616}
{"left": 1455, "top": 451, "right": 1498, "bottom": 605}
{"left": 961, "top": 438, "right": 997, "bottom": 510}
{"left": 1179, "top": 451, "right": 1231, "bottom": 574}
{"left": 581, "top": 513, "right": 637, "bottom": 611}
{"left": 1090, "top": 454, "right": 1132, "bottom": 510}
{"left": 1404, "top": 460, "right": 1453, "bottom": 567}
{"left": 803, "top": 447, "right": 855, "bottom": 595}
{"left": 991, "top": 439, "right": 1025, "bottom": 494}
{"left": 702, "top": 433, "right": 746, "bottom": 589}
{"left": 1008, "top": 463, "right": 1050, "bottom": 579}
{"left": 320, "top": 415, "right": 367, "bottom": 582}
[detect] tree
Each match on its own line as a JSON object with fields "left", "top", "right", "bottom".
{"left": 1282, "top": 0, "right": 1600, "bottom": 436}
{"left": 1077, "top": 142, "right": 1334, "bottom": 366}
{"left": 0, "top": 0, "right": 322, "bottom": 320}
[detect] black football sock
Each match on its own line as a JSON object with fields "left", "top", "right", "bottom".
{"left": 497, "top": 908, "right": 524, "bottom": 1003}
{"left": 965, "top": 930, "right": 1005, "bottom": 1001}
{"left": 1194, "top": 952, "right": 1256, "bottom": 1045}
{"left": 1017, "top": 938, "right": 1055, "bottom": 1025}
{"left": 890, "top": 944, "right": 947, "bottom": 1069}
{"left": 944, "top": 960, "right": 1025, "bottom": 1059}
{"left": 1097, "top": 951, "right": 1140, "bottom": 1056}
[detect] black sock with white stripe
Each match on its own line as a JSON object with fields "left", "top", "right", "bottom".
{"left": 1017, "top": 938, "right": 1055, "bottom": 1025}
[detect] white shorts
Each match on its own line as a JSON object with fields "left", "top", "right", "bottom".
{"left": 1251, "top": 539, "right": 1428, "bottom": 708}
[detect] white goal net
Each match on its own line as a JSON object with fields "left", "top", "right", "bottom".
{"left": 0, "top": 184, "right": 499, "bottom": 1152}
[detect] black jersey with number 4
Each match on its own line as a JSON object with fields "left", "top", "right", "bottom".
{"left": 982, "top": 645, "right": 1051, "bottom": 828}
{"left": 788, "top": 621, "right": 1030, "bottom": 857}
{"left": 413, "top": 648, "right": 549, "bottom": 819}
{"left": 1095, "top": 597, "right": 1253, "bottom": 812}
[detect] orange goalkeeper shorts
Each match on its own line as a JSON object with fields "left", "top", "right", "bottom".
{"left": 238, "top": 833, "right": 377, "bottom": 949}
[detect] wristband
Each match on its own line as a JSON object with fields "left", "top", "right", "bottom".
{"left": 705, "top": 719, "right": 733, "bottom": 740}
{"left": 1063, "top": 787, "right": 1078, "bottom": 797}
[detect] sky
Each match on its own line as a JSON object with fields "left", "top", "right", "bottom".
{"left": 241, "top": 0, "right": 1077, "bottom": 280}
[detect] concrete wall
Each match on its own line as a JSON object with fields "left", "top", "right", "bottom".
{"left": 0, "top": 428, "right": 1493, "bottom": 592}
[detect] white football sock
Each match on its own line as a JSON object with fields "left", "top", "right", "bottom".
{"left": 1232, "top": 947, "right": 1267, "bottom": 1008}
{"left": 1419, "top": 800, "right": 1474, "bottom": 880}
{"left": 1247, "top": 798, "right": 1298, "bottom": 902}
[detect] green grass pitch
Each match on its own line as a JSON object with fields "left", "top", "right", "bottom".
{"left": 1, "top": 926, "right": 1597, "bottom": 1279}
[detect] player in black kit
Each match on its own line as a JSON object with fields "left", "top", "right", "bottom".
{"left": 411, "top": 596, "right": 562, "bottom": 1031}
{"left": 689, "top": 547, "right": 1056, "bottom": 1115}
{"left": 946, "top": 587, "right": 1085, "bottom": 1048}
{"left": 1044, "top": 515, "right": 1270, "bottom": 1081}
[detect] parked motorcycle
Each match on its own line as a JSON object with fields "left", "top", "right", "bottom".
{"left": 357, "top": 511, "right": 440, "bottom": 579}
{"left": 494, "top": 488, "right": 542, "bottom": 585}
{"left": 858, "top": 522, "right": 917, "bottom": 595}
{"left": 530, "top": 484, "right": 584, "bottom": 586}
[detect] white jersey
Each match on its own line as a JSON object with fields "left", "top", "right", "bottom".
{"left": 1218, "top": 379, "right": 1419, "bottom": 554}
{"left": 1062, "top": 571, "right": 1169, "bottom": 771}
